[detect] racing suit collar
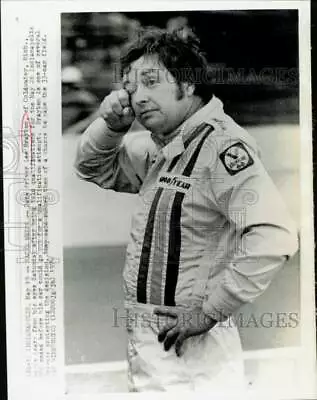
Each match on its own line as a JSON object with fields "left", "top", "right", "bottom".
{"left": 152, "top": 95, "right": 224, "bottom": 161}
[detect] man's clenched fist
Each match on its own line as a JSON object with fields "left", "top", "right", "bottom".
{"left": 99, "top": 89, "right": 135, "bottom": 132}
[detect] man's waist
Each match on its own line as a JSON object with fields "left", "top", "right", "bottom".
{"left": 124, "top": 299, "right": 203, "bottom": 312}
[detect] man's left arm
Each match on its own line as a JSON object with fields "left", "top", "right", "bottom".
{"left": 202, "top": 139, "right": 299, "bottom": 321}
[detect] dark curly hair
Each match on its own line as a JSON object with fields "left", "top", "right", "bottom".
{"left": 120, "top": 27, "right": 213, "bottom": 104}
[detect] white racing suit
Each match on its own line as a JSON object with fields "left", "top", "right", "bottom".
{"left": 75, "top": 96, "right": 298, "bottom": 392}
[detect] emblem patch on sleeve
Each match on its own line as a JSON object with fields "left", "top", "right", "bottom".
{"left": 219, "top": 142, "right": 254, "bottom": 175}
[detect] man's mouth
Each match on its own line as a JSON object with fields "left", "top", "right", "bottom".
{"left": 140, "top": 110, "right": 157, "bottom": 117}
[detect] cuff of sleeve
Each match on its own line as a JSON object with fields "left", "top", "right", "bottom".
{"left": 202, "top": 302, "right": 230, "bottom": 322}
{"left": 86, "top": 118, "right": 127, "bottom": 151}
{"left": 202, "top": 289, "right": 246, "bottom": 322}
{"left": 89, "top": 131, "right": 125, "bottom": 153}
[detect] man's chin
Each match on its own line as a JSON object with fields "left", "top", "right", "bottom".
{"left": 140, "top": 120, "right": 162, "bottom": 133}
{"left": 136, "top": 116, "right": 168, "bottom": 135}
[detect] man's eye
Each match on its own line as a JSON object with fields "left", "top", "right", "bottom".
{"left": 144, "top": 77, "right": 158, "bottom": 87}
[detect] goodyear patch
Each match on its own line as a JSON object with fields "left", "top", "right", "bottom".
{"left": 157, "top": 173, "right": 192, "bottom": 193}
{"left": 219, "top": 142, "right": 254, "bottom": 175}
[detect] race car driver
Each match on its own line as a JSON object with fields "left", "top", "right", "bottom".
{"left": 74, "top": 28, "right": 298, "bottom": 392}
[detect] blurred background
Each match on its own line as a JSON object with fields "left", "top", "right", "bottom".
{"left": 62, "top": 10, "right": 301, "bottom": 378}
{"left": 61, "top": 10, "right": 299, "bottom": 132}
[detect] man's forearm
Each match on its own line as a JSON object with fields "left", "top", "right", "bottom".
{"left": 73, "top": 115, "right": 140, "bottom": 193}
{"left": 203, "top": 254, "right": 287, "bottom": 321}
{"left": 79, "top": 116, "right": 126, "bottom": 152}
{"left": 74, "top": 117, "right": 126, "bottom": 185}
{"left": 202, "top": 224, "right": 299, "bottom": 321}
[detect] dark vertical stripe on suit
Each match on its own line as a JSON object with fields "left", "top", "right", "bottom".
{"left": 163, "top": 191, "right": 185, "bottom": 306}
{"left": 166, "top": 154, "right": 181, "bottom": 172}
{"left": 136, "top": 152, "right": 186, "bottom": 303}
{"left": 164, "top": 126, "right": 214, "bottom": 306}
{"left": 183, "top": 122, "right": 209, "bottom": 149}
{"left": 136, "top": 187, "right": 164, "bottom": 303}
{"left": 183, "top": 126, "right": 214, "bottom": 176}
{"left": 147, "top": 126, "right": 208, "bottom": 305}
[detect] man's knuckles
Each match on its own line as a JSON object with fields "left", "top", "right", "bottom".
{"left": 109, "top": 98, "right": 123, "bottom": 115}
{"left": 117, "top": 89, "right": 130, "bottom": 107}
{"left": 99, "top": 90, "right": 134, "bottom": 131}
{"left": 101, "top": 90, "right": 129, "bottom": 114}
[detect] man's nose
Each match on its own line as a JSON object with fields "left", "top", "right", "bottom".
{"left": 134, "top": 84, "right": 149, "bottom": 105}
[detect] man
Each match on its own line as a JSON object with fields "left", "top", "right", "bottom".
{"left": 74, "top": 29, "right": 298, "bottom": 392}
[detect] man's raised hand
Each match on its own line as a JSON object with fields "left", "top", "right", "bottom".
{"left": 99, "top": 89, "right": 135, "bottom": 133}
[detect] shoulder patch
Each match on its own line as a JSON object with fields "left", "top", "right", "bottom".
{"left": 219, "top": 142, "right": 254, "bottom": 175}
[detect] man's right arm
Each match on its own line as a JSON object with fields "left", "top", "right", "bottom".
{"left": 74, "top": 89, "right": 142, "bottom": 193}
{"left": 74, "top": 116, "right": 142, "bottom": 193}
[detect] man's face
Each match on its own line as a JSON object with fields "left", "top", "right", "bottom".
{"left": 123, "top": 55, "right": 193, "bottom": 136}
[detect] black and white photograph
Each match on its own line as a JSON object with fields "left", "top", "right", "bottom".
{"left": 61, "top": 8, "right": 312, "bottom": 395}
